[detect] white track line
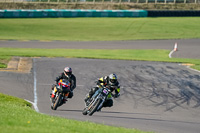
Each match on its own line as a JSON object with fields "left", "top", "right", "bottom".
{"left": 169, "top": 50, "right": 174, "bottom": 58}
{"left": 178, "top": 64, "right": 200, "bottom": 73}
{"left": 187, "top": 66, "right": 200, "bottom": 73}
{"left": 24, "top": 99, "right": 38, "bottom": 111}
{"left": 169, "top": 47, "right": 200, "bottom": 73}
{"left": 33, "top": 58, "right": 39, "bottom": 112}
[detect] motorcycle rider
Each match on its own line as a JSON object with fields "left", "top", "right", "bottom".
{"left": 50, "top": 67, "right": 76, "bottom": 103}
{"left": 84, "top": 73, "right": 120, "bottom": 108}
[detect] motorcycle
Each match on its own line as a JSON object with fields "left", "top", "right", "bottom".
{"left": 50, "top": 79, "right": 71, "bottom": 110}
{"left": 82, "top": 86, "right": 111, "bottom": 116}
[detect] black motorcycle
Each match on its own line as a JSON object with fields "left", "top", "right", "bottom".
{"left": 82, "top": 86, "right": 111, "bottom": 116}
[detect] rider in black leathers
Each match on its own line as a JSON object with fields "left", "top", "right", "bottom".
{"left": 50, "top": 67, "right": 76, "bottom": 102}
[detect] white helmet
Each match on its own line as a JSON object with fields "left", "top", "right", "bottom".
{"left": 109, "top": 73, "right": 117, "bottom": 86}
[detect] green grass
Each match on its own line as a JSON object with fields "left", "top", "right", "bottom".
{"left": 191, "top": 64, "right": 200, "bottom": 71}
{"left": 0, "top": 62, "right": 6, "bottom": 68}
{"left": 0, "top": 93, "right": 150, "bottom": 133}
{"left": 0, "top": 48, "right": 171, "bottom": 60}
{"left": 0, "top": 18, "right": 200, "bottom": 41}
{"left": 0, "top": 48, "right": 199, "bottom": 70}
{"left": 0, "top": 56, "right": 11, "bottom": 68}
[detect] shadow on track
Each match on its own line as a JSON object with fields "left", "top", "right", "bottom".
{"left": 95, "top": 113, "right": 200, "bottom": 125}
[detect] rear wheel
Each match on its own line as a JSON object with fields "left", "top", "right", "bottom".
{"left": 52, "top": 93, "right": 62, "bottom": 110}
{"left": 88, "top": 99, "right": 102, "bottom": 116}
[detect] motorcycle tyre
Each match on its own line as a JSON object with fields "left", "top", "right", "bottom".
{"left": 52, "top": 93, "right": 62, "bottom": 110}
{"left": 82, "top": 108, "right": 88, "bottom": 115}
{"left": 88, "top": 99, "right": 102, "bottom": 116}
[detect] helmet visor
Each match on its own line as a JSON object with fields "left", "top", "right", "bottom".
{"left": 65, "top": 71, "right": 72, "bottom": 76}
{"left": 110, "top": 79, "right": 117, "bottom": 83}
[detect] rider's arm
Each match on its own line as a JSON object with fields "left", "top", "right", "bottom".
{"left": 96, "top": 77, "right": 105, "bottom": 87}
{"left": 115, "top": 86, "right": 120, "bottom": 94}
{"left": 55, "top": 73, "right": 63, "bottom": 83}
{"left": 114, "top": 83, "right": 120, "bottom": 98}
{"left": 70, "top": 75, "right": 76, "bottom": 91}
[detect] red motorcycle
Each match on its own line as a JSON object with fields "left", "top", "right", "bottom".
{"left": 50, "top": 79, "right": 71, "bottom": 110}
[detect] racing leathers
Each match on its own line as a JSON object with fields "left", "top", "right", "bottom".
{"left": 51, "top": 72, "right": 76, "bottom": 100}
{"left": 85, "top": 75, "right": 120, "bottom": 107}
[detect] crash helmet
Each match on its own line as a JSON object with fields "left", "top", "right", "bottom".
{"left": 108, "top": 73, "right": 117, "bottom": 86}
{"left": 64, "top": 67, "right": 72, "bottom": 78}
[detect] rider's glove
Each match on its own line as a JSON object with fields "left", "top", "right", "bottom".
{"left": 105, "top": 85, "right": 111, "bottom": 89}
{"left": 114, "top": 93, "right": 120, "bottom": 98}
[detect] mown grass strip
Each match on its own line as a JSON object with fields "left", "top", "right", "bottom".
{"left": 0, "top": 18, "right": 200, "bottom": 41}
{"left": 0, "top": 48, "right": 200, "bottom": 70}
{"left": 0, "top": 93, "right": 151, "bottom": 133}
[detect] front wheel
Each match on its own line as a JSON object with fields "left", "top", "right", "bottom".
{"left": 88, "top": 99, "right": 102, "bottom": 116}
{"left": 52, "top": 93, "right": 62, "bottom": 110}
{"left": 82, "top": 108, "right": 88, "bottom": 115}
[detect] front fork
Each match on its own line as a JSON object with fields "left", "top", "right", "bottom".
{"left": 96, "top": 97, "right": 105, "bottom": 111}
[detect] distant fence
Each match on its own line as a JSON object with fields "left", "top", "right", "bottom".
{"left": 148, "top": 10, "right": 200, "bottom": 16}
{"left": 0, "top": 9, "right": 148, "bottom": 18}
{"left": 1, "top": 9, "right": 200, "bottom": 18}
{"left": 0, "top": 0, "right": 200, "bottom": 3}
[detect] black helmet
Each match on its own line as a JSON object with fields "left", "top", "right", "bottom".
{"left": 109, "top": 73, "right": 117, "bottom": 86}
{"left": 64, "top": 67, "right": 72, "bottom": 78}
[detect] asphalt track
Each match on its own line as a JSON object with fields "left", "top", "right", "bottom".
{"left": 0, "top": 39, "right": 200, "bottom": 133}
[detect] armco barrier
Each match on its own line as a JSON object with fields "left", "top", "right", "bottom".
{"left": 0, "top": 9, "right": 148, "bottom": 18}
{"left": 148, "top": 10, "right": 200, "bottom": 17}
{"left": 2, "top": 9, "right": 199, "bottom": 18}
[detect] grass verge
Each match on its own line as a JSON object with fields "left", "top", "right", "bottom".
{"left": 0, "top": 48, "right": 200, "bottom": 70}
{"left": 1, "top": 18, "right": 200, "bottom": 41}
{"left": 0, "top": 93, "right": 150, "bottom": 133}
{"left": 0, "top": 56, "right": 11, "bottom": 68}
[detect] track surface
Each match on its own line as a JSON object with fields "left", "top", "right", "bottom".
{"left": 0, "top": 39, "right": 200, "bottom": 133}
{"left": 1, "top": 39, "right": 200, "bottom": 59}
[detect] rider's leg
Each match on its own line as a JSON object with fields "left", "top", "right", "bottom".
{"left": 103, "top": 99, "right": 113, "bottom": 107}
{"left": 62, "top": 90, "right": 74, "bottom": 103}
{"left": 68, "top": 91, "right": 73, "bottom": 98}
{"left": 84, "top": 87, "right": 98, "bottom": 102}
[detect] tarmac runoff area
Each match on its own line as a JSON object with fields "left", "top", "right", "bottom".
{"left": 0, "top": 57, "right": 32, "bottom": 73}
